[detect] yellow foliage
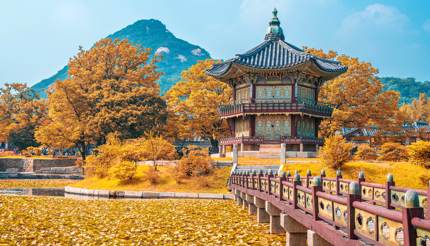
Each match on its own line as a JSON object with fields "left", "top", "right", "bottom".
{"left": 35, "top": 38, "right": 166, "bottom": 159}
{"left": 73, "top": 166, "right": 231, "bottom": 194}
{"left": 319, "top": 135, "right": 353, "bottom": 169}
{"left": 177, "top": 148, "right": 213, "bottom": 177}
{"left": 355, "top": 144, "right": 377, "bottom": 160}
{"left": 0, "top": 179, "right": 77, "bottom": 189}
{"left": 0, "top": 196, "right": 284, "bottom": 244}
{"left": 108, "top": 160, "right": 137, "bottom": 182}
{"left": 139, "top": 134, "right": 177, "bottom": 170}
{"left": 305, "top": 48, "right": 403, "bottom": 136}
{"left": 378, "top": 142, "right": 408, "bottom": 161}
{"left": 164, "top": 60, "right": 232, "bottom": 141}
{"left": 408, "top": 141, "right": 430, "bottom": 168}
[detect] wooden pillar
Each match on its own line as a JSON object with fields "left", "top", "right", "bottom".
{"left": 250, "top": 83, "right": 256, "bottom": 103}
{"left": 232, "top": 86, "right": 236, "bottom": 102}
{"left": 250, "top": 116, "right": 256, "bottom": 137}
{"left": 291, "top": 79, "right": 297, "bottom": 103}
{"left": 291, "top": 115, "right": 297, "bottom": 138}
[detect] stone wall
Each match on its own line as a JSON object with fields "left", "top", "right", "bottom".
{"left": 0, "top": 158, "right": 77, "bottom": 172}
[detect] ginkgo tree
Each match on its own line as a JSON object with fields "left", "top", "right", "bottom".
{"left": 35, "top": 38, "right": 167, "bottom": 160}
{"left": 164, "top": 60, "right": 232, "bottom": 151}
{"left": 0, "top": 83, "right": 46, "bottom": 150}
{"left": 305, "top": 48, "right": 404, "bottom": 136}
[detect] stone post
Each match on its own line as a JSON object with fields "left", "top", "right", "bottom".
{"left": 232, "top": 144, "right": 238, "bottom": 164}
{"left": 307, "top": 230, "right": 331, "bottom": 246}
{"left": 280, "top": 213, "right": 307, "bottom": 246}
{"left": 219, "top": 145, "right": 226, "bottom": 158}
{"left": 299, "top": 143, "right": 304, "bottom": 152}
{"left": 385, "top": 174, "right": 395, "bottom": 209}
{"left": 280, "top": 143, "right": 286, "bottom": 165}
{"left": 246, "top": 194, "right": 256, "bottom": 215}
{"left": 265, "top": 201, "right": 284, "bottom": 234}
{"left": 254, "top": 196, "right": 269, "bottom": 223}
{"left": 240, "top": 143, "right": 244, "bottom": 152}
{"left": 241, "top": 191, "right": 249, "bottom": 210}
{"left": 402, "top": 190, "right": 424, "bottom": 246}
{"left": 347, "top": 182, "right": 361, "bottom": 239}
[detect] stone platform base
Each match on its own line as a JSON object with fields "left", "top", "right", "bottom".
{"left": 223, "top": 151, "right": 317, "bottom": 159}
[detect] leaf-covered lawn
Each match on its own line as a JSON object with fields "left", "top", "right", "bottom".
{"left": 0, "top": 179, "right": 78, "bottom": 189}
{"left": 0, "top": 196, "right": 284, "bottom": 245}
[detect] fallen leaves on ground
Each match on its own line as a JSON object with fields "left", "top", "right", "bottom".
{"left": 0, "top": 179, "right": 78, "bottom": 189}
{"left": 0, "top": 196, "right": 284, "bottom": 245}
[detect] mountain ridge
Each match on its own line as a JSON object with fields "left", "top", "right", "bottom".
{"left": 32, "top": 19, "right": 211, "bottom": 97}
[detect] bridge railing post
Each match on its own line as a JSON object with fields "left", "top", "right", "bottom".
{"left": 335, "top": 169, "right": 342, "bottom": 195}
{"left": 358, "top": 171, "right": 365, "bottom": 185}
{"left": 293, "top": 171, "right": 301, "bottom": 209}
{"left": 347, "top": 181, "right": 361, "bottom": 240}
{"left": 402, "top": 190, "right": 424, "bottom": 246}
{"left": 268, "top": 170, "right": 273, "bottom": 195}
{"left": 306, "top": 170, "right": 312, "bottom": 188}
{"left": 385, "top": 173, "right": 395, "bottom": 209}
{"left": 258, "top": 170, "right": 263, "bottom": 192}
{"left": 311, "top": 176, "right": 322, "bottom": 221}
{"left": 279, "top": 171, "right": 286, "bottom": 200}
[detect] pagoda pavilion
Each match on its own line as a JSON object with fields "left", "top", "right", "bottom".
{"left": 207, "top": 9, "right": 347, "bottom": 158}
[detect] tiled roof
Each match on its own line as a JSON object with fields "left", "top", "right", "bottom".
{"left": 206, "top": 39, "right": 347, "bottom": 77}
{"left": 206, "top": 9, "right": 347, "bottom": 79}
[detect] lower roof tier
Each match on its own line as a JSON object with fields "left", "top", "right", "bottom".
{"left": 219, "top": 136, "right": 323, "bottom": 146}
{"left": 219, "top": 102, "right": 333, "bottom": 119}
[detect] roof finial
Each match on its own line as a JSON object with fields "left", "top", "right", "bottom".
{"left": 265, "top": 8, "right": 284, "bottom": 41}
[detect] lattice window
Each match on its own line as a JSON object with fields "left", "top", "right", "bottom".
{"left": 297, "top": 118, "right": 315, "bottom": 138}
{"left": 255, "top": 115, "right": 291, "bottom": 139}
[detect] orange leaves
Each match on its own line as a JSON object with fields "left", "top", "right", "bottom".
{"left": 165, "top": 60, "right": 232, "bottom": 140}
{"left": 35, "top": 39, "right": 167, "bottom": 157}
{"left": 305, "top": 48, "right": 402, "bottom": 136}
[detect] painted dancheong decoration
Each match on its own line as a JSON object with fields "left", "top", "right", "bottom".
{"left": 230, "top": 164, "right": 430, "bottom": 246}
{"left": 207, "top": 8, "right": 347, "bottom": 158}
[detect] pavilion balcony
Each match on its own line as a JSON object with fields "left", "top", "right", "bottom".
{"left": 219, "top": 136, "right": 323, "bottom": 146}
{"left": 218, "top": 101, "right": 333, "bottom": 118}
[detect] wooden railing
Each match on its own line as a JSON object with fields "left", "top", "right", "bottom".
{"left": 218, "top": 102, "right": 333, "bottom": 118}
{"left": 230, "top": 169, "right": 430, "bottom": 245}
{"left": 219, "top": 136, "right": 323, "bottom": 145}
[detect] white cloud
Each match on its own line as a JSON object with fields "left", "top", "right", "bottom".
{"left": 155, "top": 47, "right": 170, "bottom": 55}
{"left": 176, "top": 55, "right": 187, "bottom": 62}
{"left": 423, "top": 19, "right": 430, "bottom": 33}
{"left": 191, "top": 48, "right": 203, "bottom": 56}
{"left": 340, "top": 4, "right": 408, "bottom": 33}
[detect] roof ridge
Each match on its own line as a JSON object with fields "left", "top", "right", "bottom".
{"left": 236, "top": 40, "right": 272, "bottom": 58}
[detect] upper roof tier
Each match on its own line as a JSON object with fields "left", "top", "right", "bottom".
{"left": 207, "top": 9, "right": 347, "bottom": 81}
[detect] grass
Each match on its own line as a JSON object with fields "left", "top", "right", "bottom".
{"left": 283, "top": 160, "right": 430, "bottom": 190}
{"left": 72, "top": 165, "right": 231, "bottom": 193}
{"left": 0, "top": 179, "right": 79, "bottom": 189}
{"left": 214, "top": 156, "right": 429, "bottom": 190}
{"left": 0, "top": 196, "right": 284, "bottom": 245}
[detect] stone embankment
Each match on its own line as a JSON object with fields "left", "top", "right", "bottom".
{"left": 65, "top": 186, "right": 234, "bottom": 200}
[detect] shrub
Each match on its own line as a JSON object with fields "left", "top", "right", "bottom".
{"left": 355, "top": 144, "right": 377, "bottom": 160}
{"left": 177, "top": 148, "right": 213, "bottom": 177}
{"left": 196, "top": 176, "right": 211, "bottom": 188}
{"left": 144, "top": 168, "right": 160, "bottom": 185}
{"left": 378, "top": 142, "right": 408, "bottom": 161}
{"left": 408, "top": 141, "right": 430, "bottom": 168}
{"left": 108, "top": 160, "right": 137, "bottom": 182}
{"left": 139, "top": 134, "right": 177, "bottom": 171}
{"left": 319, "top": 135, "right": 353, "bottom": 169}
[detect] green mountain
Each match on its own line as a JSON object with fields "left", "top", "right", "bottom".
{"left": 380, "top": 77, "right": 430, "bottom": 104}
{"left": 32, "top": 19, "right": 211, "bottom": 97}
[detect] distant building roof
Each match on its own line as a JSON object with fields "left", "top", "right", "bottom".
{"left": 341, "top": 121, "right": 430, "bottom": 138}
{"left": 207, "top": 9, "right": 347, "bottom": 80}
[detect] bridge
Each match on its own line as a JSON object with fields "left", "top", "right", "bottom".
{"left": 229, "top": 166, "right": 430, "bottom": 246}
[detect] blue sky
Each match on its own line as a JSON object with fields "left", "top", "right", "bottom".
{"left": 0, "top": 0, "right": 429, "bottom": 86}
